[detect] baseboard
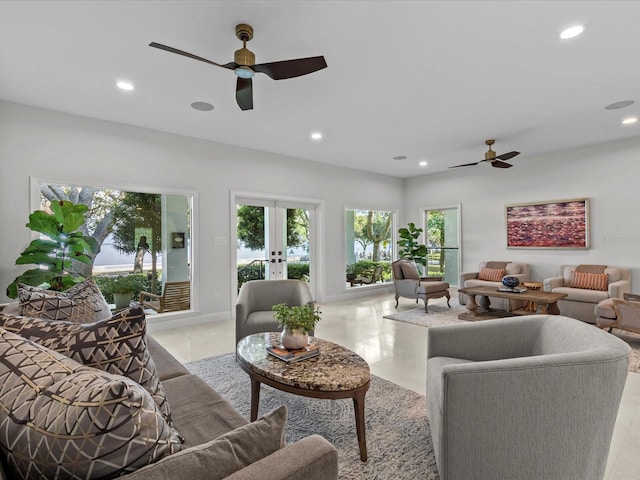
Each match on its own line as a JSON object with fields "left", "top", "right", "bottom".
{"left": 146, "top": 309, "right": 230, "bottom": 333}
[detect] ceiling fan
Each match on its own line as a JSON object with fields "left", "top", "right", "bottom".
{"left": 449, "top": 139, "right": 521, "bottom": 169}
{"left": 149, "top": 23, "right": 327, "bottom": 111}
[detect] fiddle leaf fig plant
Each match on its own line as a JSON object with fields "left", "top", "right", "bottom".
{"left": 397, "top": 222, "right": 428, "bottom": 269}
{"left": 6, "top": 200, "right": 99, "bottom": 298}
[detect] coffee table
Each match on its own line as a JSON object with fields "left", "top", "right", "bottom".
{"left": 458, "top": 285, "right": 567, "bottom": 320}
{"left": 236, "top": 332, "right": 371, "bottom": 461}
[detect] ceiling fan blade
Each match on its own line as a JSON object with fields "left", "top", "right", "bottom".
{"left": 449, "top": 161, "right": 481, "bottom": 168}
{"left": 252, "top": 56, "right": 327, "bottom": 80}
{"left": 236, "top": 77, "right": 253, "bottom": 111}
{"left": 149, "top": 42, "right": 237, "bottom": 70}
{"left": 496, "top": 151, "right": 520, "bottom": 161}
{"left": 491, "top": 160, "right": 513, "bottom": 168}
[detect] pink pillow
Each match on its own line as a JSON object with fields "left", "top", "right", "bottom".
{"left": 477, "top": 268, "right": 506, "bottom": 282}
{"left": 570, "top": 272, "right": 608, "bottom": 291}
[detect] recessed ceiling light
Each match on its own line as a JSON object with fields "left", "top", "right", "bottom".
{"left": 191, "top": 101, "right": 214, "bottom": 111}
{"left": 622, "top": 117, "right": 638, "bottom": 125}
{"left": 310, "top": 132, "right": 323, "bottom": 140}
{"left": 419, "top": 161, "right": 428, "bottom": 167}
{"left": 116, "top": 81, "right": 134, "bottom": 91}
{"left": 605, "top": 100, "right": 635, "bottom": 110}
{"left": 393, "top": 155, "right": 407, "bottom": 160}
{"left": 560, "top": 25, "right": 584, "bottom": 40}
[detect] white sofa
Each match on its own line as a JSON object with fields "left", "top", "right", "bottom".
{"left": 459, "top": 261, "right": 530, "bottom": 312}
{"left": 543, "top": 264, "right": 631, "bottom": 323}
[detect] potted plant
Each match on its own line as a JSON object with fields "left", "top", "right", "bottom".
{"left": 346, "top": 264, "right": 357, "bottom": 284}
{"left": 272, "top": 303, "right": 322, "bottom": 349}
{"left": 6, "top": 200, "right": 99, "bottom": 298}
{"left": 397, "top": 222, "right": 428, "bottom": 274}
{"left": 106, "top": 274, "right": 141, "bottom": 309}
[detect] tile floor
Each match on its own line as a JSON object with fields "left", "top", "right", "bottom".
{"left": 151, "top": 291, "right": 640, "bottom": 480}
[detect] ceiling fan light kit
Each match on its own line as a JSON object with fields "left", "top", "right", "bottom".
{"left": 449, "top": 139, "right": 521, "bottom": 170}
{"left": 150, "top": 23, "right": 327, "bottom": 111}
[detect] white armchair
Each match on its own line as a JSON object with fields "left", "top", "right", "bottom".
{"left": 543, "top": 264, "right": 631, "bottom": 323}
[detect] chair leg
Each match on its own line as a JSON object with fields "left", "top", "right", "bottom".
{"left": 395, "top": 295, "right": 399, "bottom": 308}
{"left": 445, "top": 291, "right": 451, "bottom": 308}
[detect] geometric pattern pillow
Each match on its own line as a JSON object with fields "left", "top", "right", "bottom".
{"left": 570, "top": 271, "right": 609, "bottom": 291}
{"left": 123, "top": 405, "right": 287, "bottom": 480}
{"left": 0, "top": 328, "right": 183, "bottom": 480}
{"left": 477, "top": 267, "right": 506, "bottom": 282}
{"left": 18, "top": 277, "right": 111, "bottom": 323}
{"left": 0, "top": 306, "right": 174, "bottom": 425}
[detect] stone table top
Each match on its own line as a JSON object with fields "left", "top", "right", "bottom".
{"left": 236, "top": 332, "right": 370, "bottom": 392}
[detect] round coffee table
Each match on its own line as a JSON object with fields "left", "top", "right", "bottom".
{"left": 236, "top": 332, "right": 371, "bottom": 461}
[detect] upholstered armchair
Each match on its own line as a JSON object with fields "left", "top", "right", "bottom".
{"left": 427, "top": 315, "right": 630, "bottom": 480}
{"left": 235, "top": 280, "right": 313, "bottom": 343}
{"left": 596, "top": 295, "right": 640, "bottom": 334}
{"left": 391, "top": 259, "right": 450, "bottom": 312}
{"left": 458, "top": 261, "right": 530, "bottom": 312}
{"left": 543, "top": 264, "right": 631, "bottom": 323}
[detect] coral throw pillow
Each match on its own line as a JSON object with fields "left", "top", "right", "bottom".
{"left": 570, "top": 272, "right": 608, "bottom": 291}
{"left": 478, "top": 267, "right": 506, "bottom": 282}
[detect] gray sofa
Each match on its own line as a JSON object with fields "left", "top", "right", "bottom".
{"left": 0, "top": 319, "right": 338, "bottom": 480}
{"left": 426, "top": 315, "right": 630, "bottom": 480}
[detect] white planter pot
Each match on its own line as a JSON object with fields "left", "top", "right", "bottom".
{"left": 113, "top": 293, "right": 132, "bottom": 309}
{"left": 280, "top": 328, "right": 309, "bottom": 350}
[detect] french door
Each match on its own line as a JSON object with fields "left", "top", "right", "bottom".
{"left": 234, "top": 194, "right": 316, "bottom": 296}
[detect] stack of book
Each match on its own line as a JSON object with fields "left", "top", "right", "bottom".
{"left": 267, "top": 344, "right": 319, "bottom": 363}
{"left": 497, "top": 287, "right": 528, "bottom": 293}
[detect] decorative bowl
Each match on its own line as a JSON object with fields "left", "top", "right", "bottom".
{"left": 502, "top": 276, "right": 520, "bottom": 288}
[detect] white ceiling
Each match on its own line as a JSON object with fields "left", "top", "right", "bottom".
{"left": 1, "top": 1, "right": 639, "bottom": 178}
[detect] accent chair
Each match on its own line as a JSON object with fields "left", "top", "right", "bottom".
{"left": 426, "top": 315, "right": 630, "bottom": 480}
{"left": 235, "top": 279, "right": 313, "bottom": 344}
{"left": 391, "top": 259, "right": 450, "bottom": 313}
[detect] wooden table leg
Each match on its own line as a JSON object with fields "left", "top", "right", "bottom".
{"left": 352, "top": 389, "right": 368, "bottom": 462}
{"left": 250, "top": 377, "right": 261, "bottom": 421}
{"left": 466, "top": 293, "right": 479, "bottom": 316}
{"left": 546, "top": 302, "right": 560, "bottom": 315}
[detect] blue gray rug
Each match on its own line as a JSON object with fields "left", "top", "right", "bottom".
{"left": 186, "top": 353, "right": 439, "bottom": 480}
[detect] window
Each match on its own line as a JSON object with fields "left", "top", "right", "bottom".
{"left": 345, "top": 209, "right": 394, "bottom": 288}
{"left": 35, "top": 180, "right": 193, "bottom": 313}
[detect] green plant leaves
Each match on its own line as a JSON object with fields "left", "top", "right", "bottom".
{"left": 6, "top": 200, "right": 97, "bottom": 298}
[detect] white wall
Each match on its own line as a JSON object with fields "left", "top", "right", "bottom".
{"left": 0, "top": 101, "right": 403, "bottom": 326}
{"left": 404, "top": 136, "right": 640, "bottom": 290}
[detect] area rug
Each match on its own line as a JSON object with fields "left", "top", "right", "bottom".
{"left": 383, "top": 295, "right": 640, "bottom": 374}
{"left": 186, "top": 353, "right": 439, "bottom": 480}
{"left": 383, "top": 293, "right": 466, "bottom": 327}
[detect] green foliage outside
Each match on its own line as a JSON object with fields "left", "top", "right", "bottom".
{"left": 7, "top": 201, "right": 99, "bottom": 298}
{"left": 272, "top": 303, "right": 321, "bottom": 333}
{"left": 237, "top": 206, "right": 309, "bottom": 251}
{"left": 348, "top": 260, "right": 391, "bottom": 281}
{"left": 237, "top": 263, "right": 309, "bottom": 290}
{"left": 94, "top": 273, "right": 160, "bottom": 304}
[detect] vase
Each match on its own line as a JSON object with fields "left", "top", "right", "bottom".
{"left": 502, "top": 276, "right": 520, "bottom": 288}
{"left": 280, "top": 327, "right": 309, "bottom": 350}
{"left": 113, "top": 292, "right": 132, "bottom": 309}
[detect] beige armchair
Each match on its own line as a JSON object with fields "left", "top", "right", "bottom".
{"left": 391, "top": 259, "right": 450, "bottom": 312}
{"left": 596, "top": 295, "right": 640, "bottom": 334}
{"left": 459, "top": 261, "right": 530, "bottom": 312}
{"left": 543, "top": 265, "right": 631, "bottom": 323}
{"left": 235, "top": 280, "right": 313, "bottom": 344}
